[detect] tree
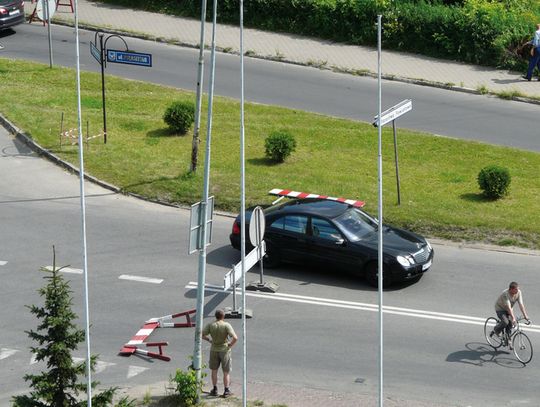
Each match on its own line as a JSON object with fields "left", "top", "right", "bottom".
{"left": 12, "top": 247, "right": 121, "bottom": 407}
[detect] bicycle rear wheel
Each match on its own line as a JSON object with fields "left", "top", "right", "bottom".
{"left": 484, "top": 317, "right": 503, "bottom": 349}
{"left": 513, "top": 332, "right": 533, "bottom": 364}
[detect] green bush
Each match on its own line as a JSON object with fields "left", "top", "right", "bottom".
{"left": 265, "top": 130, "right": 297, "bottom": 162}
{"left": 163, "top": 101, "right": 195, "bottom": 134}
{"left": 99, "top": 0, "right": 540, "bottom": 69}
{"left": 171, "top": 367, "right": 203, "bottom": 407}
{"left": 477, "top": 165, "right": 511, "bottom": 199}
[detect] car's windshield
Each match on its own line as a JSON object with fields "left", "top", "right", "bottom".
{"left": 334, "top": 207, "right": 378, "bottom": 241}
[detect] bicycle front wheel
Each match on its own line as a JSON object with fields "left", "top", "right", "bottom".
{"left": 513, "top": 332, "right": 533, "bottom": 364}
{"left": 484, "top": 317, "right": 503, "bottom": 349}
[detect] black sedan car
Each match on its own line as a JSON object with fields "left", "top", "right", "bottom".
{"left": 230, "top": 197, "right": 434, "bottom": 287}
{"left": 0, "top": 0, "right": 24, "bottom": 30}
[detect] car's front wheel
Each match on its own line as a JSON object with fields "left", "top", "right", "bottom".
{"left": 365, "top": 262, "right": 392, "bottom": 288}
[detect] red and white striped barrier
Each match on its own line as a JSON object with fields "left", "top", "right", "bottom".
{"left": 122, "top": 342, "right": 171, "bottom": 362}
{"left": 119, "top": 309, "right": 196, "bottom": 361}
{"left": 269, "top": 188, "right": 365, "bottom": 208}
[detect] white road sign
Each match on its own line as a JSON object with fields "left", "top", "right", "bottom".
{"left": 36, "top": 0, "right": 56, "bottom": 21}
{"left": 373, "top": 99, "right": 412, "bottom": 127}
{"left": 224, "top": 241, "right": 266, "bottom": 291}
{"left": 249, "top": 206, "right": 266, "bottom": 247}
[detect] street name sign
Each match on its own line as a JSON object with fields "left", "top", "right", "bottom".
{"left": 90, "top": 42, "right": 101, "bottom": 64}
{"left": 373, "top": 99, "right": 412, "bottom": 127}
{"left": 106, "top": 49, "right": 152, "bottom": 67}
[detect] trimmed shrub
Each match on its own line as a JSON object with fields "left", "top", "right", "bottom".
{"left": 477, "top": 165, "right": 511, "bottom": 199}
{"left": 163, "top": 101, "right": 195, "bottom": 134}
{"left": 265, "top": 130, "right": 297, "bottom": 162}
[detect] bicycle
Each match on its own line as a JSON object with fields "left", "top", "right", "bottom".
{"left": 484, "top": 316, "right": 533, "bottom": 364}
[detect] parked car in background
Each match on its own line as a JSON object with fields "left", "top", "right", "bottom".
{"left": 230, "top": 191, "right": 434, "bottom": 287}
{"left": 0, "top": 0, "right": 24, "bottom": 30}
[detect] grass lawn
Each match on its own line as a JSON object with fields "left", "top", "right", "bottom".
{"left": 1, "top": 58, "right": 539, "bottom": 249}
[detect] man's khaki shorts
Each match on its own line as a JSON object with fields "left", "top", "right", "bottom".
{"left": 209, "top": 349, "right": 232, "bottom": 372}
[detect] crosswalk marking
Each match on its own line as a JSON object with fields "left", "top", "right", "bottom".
{"left": 0, "top": 260, "right": 7, "bottom": 266}
{"left": 45, "top": 266, "right": 83, "bottom": 274}
{"left": 119, "top": 274, "right": 163, "bottom": 284}
{"left": 0, "top": 348, "right": 19, "bottom": 360}
{"left": 127, "top": 365, "right": 149, "bottom": 378}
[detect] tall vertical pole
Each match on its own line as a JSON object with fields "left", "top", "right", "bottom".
{"left": 191, "top": 0, "right": 209, "bottom": 172}
{"left": 376, "top": 14, "right": 384, "bottom": 407}
{"left": 239, "top": 0, "right": 247, "bottom": 405}
{"left": 193, "top": 0, "right": 218, "bottom": 397}
{"left": 73, "top": 0, "right": 92, "bottom": 405}
{"left": 99, "top": 33, "right": 107, "bottom": 144}
{"left": 45, "top": 0, "right": 53, "bottom": 68}
{"left": 392, "top": 121, "right": 401, "bottom": 205}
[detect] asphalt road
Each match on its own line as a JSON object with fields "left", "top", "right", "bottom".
{"left": 1, "top": 24, "right": 540, "bottom": 152}
{"left": 1, "top": 127, "right": 540, "bottom": 406}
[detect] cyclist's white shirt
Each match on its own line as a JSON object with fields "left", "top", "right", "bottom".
{"left": 495, "top": 288, "right": 523, "bottom": 312}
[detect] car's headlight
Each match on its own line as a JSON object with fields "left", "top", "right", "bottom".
{"left": 396, "top": 255, "right": 414, "bottom": 267}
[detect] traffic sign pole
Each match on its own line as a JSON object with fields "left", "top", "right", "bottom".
{"left": 99, "top": 34, "right": 107, "bottom": 144}
{"left": 376, "top": 15, "right": 384, "bottom": 407}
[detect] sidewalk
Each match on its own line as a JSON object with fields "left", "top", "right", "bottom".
{"left": 44, "top": 0, "right": 540, "bottom": 100}
{"left": 123, "top": 380, "right": 459, "bottom": 407}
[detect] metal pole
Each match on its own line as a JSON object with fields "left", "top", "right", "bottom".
{"left": 377, "top": 14, "right": 384, "bottom": 407}
{"left": 191, "top": 0, "right": 208, "bottom": 172}
{"left": 392, "top": 121, "right": 401, "bottom": 205}
{"left": 99, "top": 33, "right": 107, "bottom": 144}
{"left": 45, "top": 0, "right": 53, "bottom": 68}
{"left": 73, "top": 0, "right": 92, "bottom": 405}
{"left": 193, "top": 0, "right": 218, "bottom": 397}
{"left": 239, "top": 0, "right": 247, "bottom": 405}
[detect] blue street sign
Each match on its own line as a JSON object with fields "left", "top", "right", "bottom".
{"left": 106, "top": 49, "right": 152, "bottom": 67}
{"left": 90, "top": 42, "right": 101, "bottom": 64}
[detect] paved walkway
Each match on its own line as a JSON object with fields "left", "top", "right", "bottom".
{"left": 43, "top": 0, "right": 540, "bottom": 100}
{"left": 124, "top": 380, "right": 458, "bottom": 407}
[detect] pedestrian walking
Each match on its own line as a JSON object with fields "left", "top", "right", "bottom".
{"left": 202, "top": 309, "right": 237, "bottom": 397}
{"left": 523, "top": 23, "right": 540, "bottom": 81}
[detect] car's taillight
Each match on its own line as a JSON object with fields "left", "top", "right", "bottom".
{"left": 232, "top": 221, "right": 240, "bottom": 235}
{"left": 0, "top": 8, "right": 8, "bottom": 14}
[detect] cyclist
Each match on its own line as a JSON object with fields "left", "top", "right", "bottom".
{"left": 490, "top": 281, "right": 530, "bottom": 348}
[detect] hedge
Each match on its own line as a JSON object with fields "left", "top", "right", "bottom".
{"left": 97, "top": 0, "right": 540, "bottom": 68}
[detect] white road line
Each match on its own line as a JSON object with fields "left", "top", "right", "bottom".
{"left": 0, "top": 348, "right": 19, "bottom": 360}
{"left": 127, "top": 365, "right": 149, "bottom": 379}
{"left": 186, "top": 282, "right": 540, "bottom": 334}
{"left": 119, "top": 275, "right": 163, "bottom": 284}
{"left": 45, "top": 266, "right": 83, "bottom": 274}
{"left": 95, "top": 360, "right": 116, "bottom": 374}
{"left": 0, "top": 260, "right": 7, "bottom": 266}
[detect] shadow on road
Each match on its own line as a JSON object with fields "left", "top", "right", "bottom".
{"left": 446, "top": 342, "right": 526, "bottom": 369}
{"left": 207, "top": 244, "right": 422, "bottom": 292}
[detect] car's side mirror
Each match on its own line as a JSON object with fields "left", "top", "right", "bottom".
{"left": 331, "top": 234, "right": 345, "bottom": 246}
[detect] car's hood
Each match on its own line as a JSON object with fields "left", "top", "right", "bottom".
{"left": 354, "top": 225, "right": 426, "bottom": 256}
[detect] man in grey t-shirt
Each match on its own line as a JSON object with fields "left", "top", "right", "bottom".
{"left": 490, "top": 282, "right": 530, "bottom": 347}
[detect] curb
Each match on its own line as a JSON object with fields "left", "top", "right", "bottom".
{"left": 0, "top": 113, "right": 236, "bottom": 217}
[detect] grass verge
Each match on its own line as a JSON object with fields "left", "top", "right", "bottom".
{"left": 1, "top": 58, "right": 539, "bottom": 249}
